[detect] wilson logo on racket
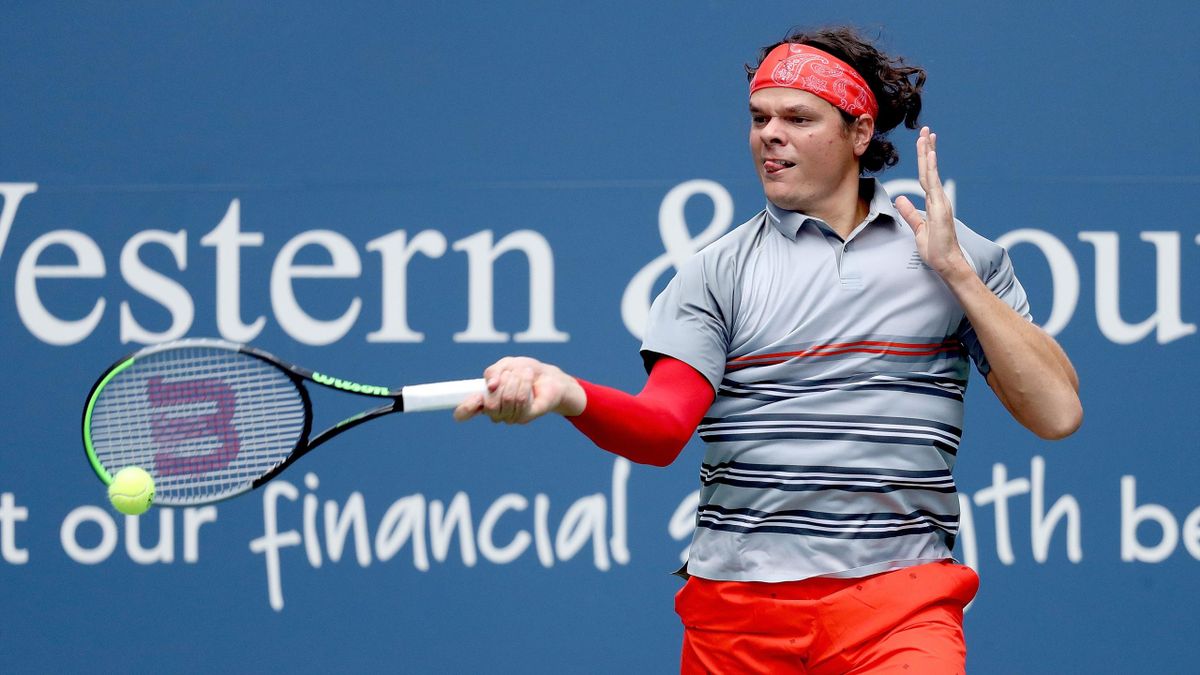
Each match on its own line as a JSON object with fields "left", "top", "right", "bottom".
{"left": 311, "top": 372, "right": 391, "bottom": 396}
{"left": 148, "top": 376, "right": 240, "bottom": 476}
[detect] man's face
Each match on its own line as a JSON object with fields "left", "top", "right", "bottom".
{"left": 748, "top": 87, "right": 868, "bottom": 212}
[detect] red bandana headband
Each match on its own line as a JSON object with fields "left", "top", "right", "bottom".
{"left": 750, "top": 43, "right": 878, "bottom": 119}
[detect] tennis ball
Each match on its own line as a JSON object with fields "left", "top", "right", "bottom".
{"left": 108, "top": 466, "right": 155, "bottom": 516}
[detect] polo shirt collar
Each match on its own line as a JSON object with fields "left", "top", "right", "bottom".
{"left": 765, "top": 178, "right": 901, "bottom": 241}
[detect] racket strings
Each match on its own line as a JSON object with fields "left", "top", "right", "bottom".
{"left": 88, "top": 346, "right": 307, "bottom": 505}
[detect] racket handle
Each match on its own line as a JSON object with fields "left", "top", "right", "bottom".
{"left": 402, "top": 378, "right": 487, "bottom": 412}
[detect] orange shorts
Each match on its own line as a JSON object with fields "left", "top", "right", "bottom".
{"left": 675, "top": 560, "right": 979, "bottom": 675}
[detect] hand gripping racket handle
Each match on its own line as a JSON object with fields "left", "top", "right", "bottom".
{"left": 402, "top": 378, "right": 487, "bottom": 412}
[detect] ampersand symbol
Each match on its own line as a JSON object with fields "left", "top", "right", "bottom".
{"left": 621, "top": 180, "right": 734, "bottom": 340}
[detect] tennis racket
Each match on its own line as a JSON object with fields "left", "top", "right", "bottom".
{"left": 82, "top": 338, "right": 485, "bottom": 507}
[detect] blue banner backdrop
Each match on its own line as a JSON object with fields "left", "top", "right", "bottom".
{"left": 2, "top": 2, "right": 1198, "bottom": 673}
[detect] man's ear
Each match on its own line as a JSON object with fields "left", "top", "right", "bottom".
{"left": 853, "top": 115, "right": 875, "bottom": 157}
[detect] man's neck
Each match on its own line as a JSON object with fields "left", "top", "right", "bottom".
{"left": 785, "top": 176, "right": 871, "bottom": 240}
{"left": 814, "top": 196, "right": 870, "bottom": 240}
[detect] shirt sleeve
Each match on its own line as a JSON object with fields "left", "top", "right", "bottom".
{"left": 638, "top": 252, "right": 731, "bottom": 392}
{"left": 956, "top": 225, "right": 1033, "bottom": 376}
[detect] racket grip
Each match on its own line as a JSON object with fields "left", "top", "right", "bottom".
{"left": 402, "top": 378, "right": 488, "bottom": 412}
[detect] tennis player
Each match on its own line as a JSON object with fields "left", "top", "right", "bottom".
{"left": 455, "top": 26, "right": 1081, "bottom": 674}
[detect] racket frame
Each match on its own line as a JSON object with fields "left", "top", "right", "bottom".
{"left": 82, "top": 338, "right": 479, "bottom": 504}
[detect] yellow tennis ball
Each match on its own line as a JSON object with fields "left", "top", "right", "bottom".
{"left": 108, "top": 466, "right": 155, "bottom": 516}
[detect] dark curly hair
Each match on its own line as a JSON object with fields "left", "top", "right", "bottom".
{"left": 746, "top": 26, "right": 926, "bottom": 174}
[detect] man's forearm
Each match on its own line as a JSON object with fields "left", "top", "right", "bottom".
{"left": 567, "top": 358, "right": 714, "bottom": 466}
{"left": 940, "top": 262, "right": 1082, "bottom": 439}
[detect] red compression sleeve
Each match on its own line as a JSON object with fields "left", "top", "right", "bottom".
{"left": 567, "top": 357, "right": 715, "bottom": 466}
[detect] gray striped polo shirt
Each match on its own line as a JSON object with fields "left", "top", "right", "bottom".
{"left": 642, "top": 178, "right": 1030, "bottom": 582}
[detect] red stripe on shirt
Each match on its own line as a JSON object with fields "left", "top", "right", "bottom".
{"left": 726, "top": 341, "right": 963, "bottom": 371}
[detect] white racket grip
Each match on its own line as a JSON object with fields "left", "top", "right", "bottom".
{"left": 402, "top": 378, "right": 487, "bottom": 412}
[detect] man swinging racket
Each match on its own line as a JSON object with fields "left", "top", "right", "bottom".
{"left": 455, "top": 26, "right": 1081, "bottom": 674}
